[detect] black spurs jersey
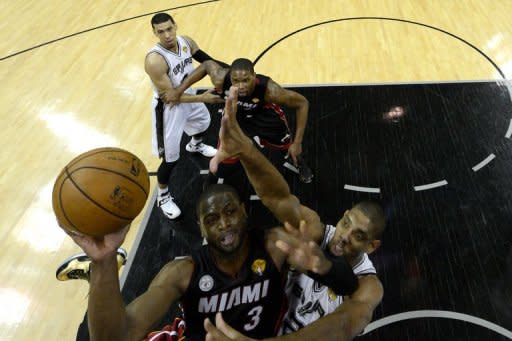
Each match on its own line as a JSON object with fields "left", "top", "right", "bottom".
{"left": 222, "top": 72, "right": 270, "bottom": 116}
{"left": 181, "top": 230, "right": 288, "bottom": 340}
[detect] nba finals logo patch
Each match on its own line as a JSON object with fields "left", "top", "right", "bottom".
{"left": 251, "top": 259, "right": 266, "bottom": 276}
{"left": 327, "top": 288, "right": 337, "bottom": 301}
{"left": 199, "top": 275, "right": 214, "bottom": 292}
{"left": 252, "top": 98, "right": 260, "bottom": 103}
{"left": 183, "top": 46, "right": 188, "bottom": 53}
{"left": 109, "top": 185, "right": 133, "bottom": 210}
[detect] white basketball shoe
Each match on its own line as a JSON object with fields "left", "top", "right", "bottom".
{"left": 158, "top": 191, "right": 181, "bottom": 219}
{"left": 185, "top": 141, "right": 217, "bottom": 157}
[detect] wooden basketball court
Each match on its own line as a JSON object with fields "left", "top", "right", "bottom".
{"left": 1, "top": 1, "right": 511, "bottom": 340}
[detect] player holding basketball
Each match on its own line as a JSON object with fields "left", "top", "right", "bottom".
{"left": 145, "top": 12, "right": 224, "bottom": 220}
{"left": 61, "top": 88, "right": 359, "bottom": 341}
{"left": 173, "top": 58, "right": 314, "bottom": 184}
{"left": 203, "top": 86, "right": 385, "bottom": 340}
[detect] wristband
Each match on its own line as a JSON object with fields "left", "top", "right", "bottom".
{"left": 307, "top": 253, "right": 358, "bottom": 296}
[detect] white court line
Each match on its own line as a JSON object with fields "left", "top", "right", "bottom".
{"left": 362, "top": 310, "right": 512, "bottom": 339}
{"left": 344, "top": 184, "right": 380, "bottom": 193}
{"left": 200, "top": 169, "right": 209, "bottom": 174}
{"left": 120, "top": 188, "right": 157, "bottom": 289}
{"left": 250, "top": 195, "right": 260, "bottom": 201}
{"left": 506, "top": 119, "right": 512, "bottom": 138}
{"left": 217, "top": 178, "right": 224, "bottom": 184}
{"left": 413, "top": 180, "right": 448, "bottom": 191}
{"left": 472, "top": 154, "right": 496, "bottom": 171}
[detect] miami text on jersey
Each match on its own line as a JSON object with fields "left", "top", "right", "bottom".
{"left": 198, "top": 279, "right": 270, "bottom": 313}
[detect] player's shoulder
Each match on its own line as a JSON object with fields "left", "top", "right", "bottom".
{"left": 180, "top": 35, "right": 199, "bottom": 51}
{"left": 353, "top": 253, "right": 376, "bottom": 275}
{"left": 180, "top": 35, "right": 194, "bottom": 42}
{"left": 164, "top": 255, "right": 195, "bottom": 272}
{"left": 145, "top": 50, "right": 166, "bottom": 66}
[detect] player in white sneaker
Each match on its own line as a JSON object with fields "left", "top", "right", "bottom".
{"left": 145, "top": 13, "right": 224, "bottom": 219}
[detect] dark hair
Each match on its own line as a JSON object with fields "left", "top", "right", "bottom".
{"left": 353, "top": 201, "right": 386, "bottom": 239}
{"left": 151, "top": 13, "right": 175, "bottom": 27}
{"left": 230, "top": 58, "right": 255, "bottom": 73}
{"left": 196, "top": 184, "right": 241, "bottom": 218}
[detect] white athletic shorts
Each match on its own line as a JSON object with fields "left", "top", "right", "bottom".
{"left": 151, "top": 99, "right": 211, "bottom": 162}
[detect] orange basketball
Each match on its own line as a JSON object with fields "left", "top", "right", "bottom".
{"left": 52, "top": 147, "right": 150, "bottom": 237}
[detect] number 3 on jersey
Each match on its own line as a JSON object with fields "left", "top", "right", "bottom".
{"left": 244, "top": 305, "right": 263, "bottom": 331}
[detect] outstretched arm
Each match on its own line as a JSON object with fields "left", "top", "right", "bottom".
{"left": 66, "top": 226, "right": 192, "bottom": 341}
{"left": 264, "top": 80, "right": 309, "bottom": 165}
{"left": 211, "top": 86, "right": 321, "bottom": 234}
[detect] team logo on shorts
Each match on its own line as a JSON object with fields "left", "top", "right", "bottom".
{"left": 251, "top": 259, "right": 266, "bottom": 276}
{"left": 199, "top": 274, "right": 214, "bottom": 292}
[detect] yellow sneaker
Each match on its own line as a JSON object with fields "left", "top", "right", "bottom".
{"left": 55, "top": 248, "right": 127, "bottom": 281}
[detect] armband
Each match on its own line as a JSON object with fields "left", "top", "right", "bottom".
{"left": 307, "top": 254, "right": 358, "bottom": 296}
{"left": 192, "top": 50, "right": 230, "bottom": 68}
{"left": 192, "top": 49, "right": 214, "bottom": 62}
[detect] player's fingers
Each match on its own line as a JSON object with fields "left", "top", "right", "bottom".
{"left": 299, "top": 220, "right": 312, "bottom": 240}
{"left": 291, "top": 153, "right": 298, "bottom": 167}
{"left": 275, "top": 239, "right": 291, "bottom": 254}
{"left": 204, "top": 318, "right": 223, "bottom": 341}
{"left": 210, "top": 156, "right": 220, "bottom": 174}
{"left": 277, "top": 231, "right": 302, "bottom": 252}
{"left": 215, "top": 313, "right": 241, "bottom": 338}
{"left": 225, "top": 86, "right": 238, "bottom": 121}
{"left": 204, "top": 317, "right": 215, "bottom": 332}
{"left": 283, "top": 222, "right": 300, "bottom": 237}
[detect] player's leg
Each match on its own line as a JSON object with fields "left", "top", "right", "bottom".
{"left": 183, "top": 102, "right": 217, "bottom": 157}
{"left": 153, "top": 100, "right": 186, "bottom": 219}
{"left": 254, "top": 103, "right": 313, "bottom": 183}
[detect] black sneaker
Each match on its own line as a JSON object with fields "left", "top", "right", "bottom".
{"left": 56, "top": 248, "right": 128, "bottom": 281}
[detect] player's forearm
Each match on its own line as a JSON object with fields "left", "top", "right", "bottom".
{"left": 176, "top": 93, "right": 207, "bottom": 103}
{"left": 240, "top": 146, "right": 294, "bottom": 215}
{"left": 177, "top": 64, "right": 207, "bottom": 94}
{"left": 88, "top": 256, "right": 129, "bottom": 341}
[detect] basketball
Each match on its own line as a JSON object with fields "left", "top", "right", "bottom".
{"left": 52, "top": 147, "right": 150, "bottom": 237}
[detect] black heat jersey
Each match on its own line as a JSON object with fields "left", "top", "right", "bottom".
{"left": 180, "top": 230, "right": 287, "bottom": 340}
{"left": 222, "top": 72, "right": 270, "bottom": 115}
{"left": 221, "top": 73, "right": 291, "bottom": 146}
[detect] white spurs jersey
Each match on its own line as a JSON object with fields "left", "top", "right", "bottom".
{"left": 279, "top": 224, "right": 377, "bottom": 335}
{"left": 148, "top": 36, "right": 196, "bottom": 97}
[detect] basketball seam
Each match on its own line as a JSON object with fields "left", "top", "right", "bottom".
{"left": 64, "top": 148, "right": 148, "bottom": 196}
{"left": 65, "top": 167, "right": 139, "bottom": 220}
{"left": 66, "top": 148, "right": 120, "bottom": 169}
{"left": 69, "top": 166, "right": 149, "bottom": 196}
{"left": 60, "top": 170, "right": 89, "bottom": 235}
{"left": 67, "top": 147, "right": 115, "bottom": 168}
{"left": 66, "top": 149, "right": 149, "bottom": 193}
